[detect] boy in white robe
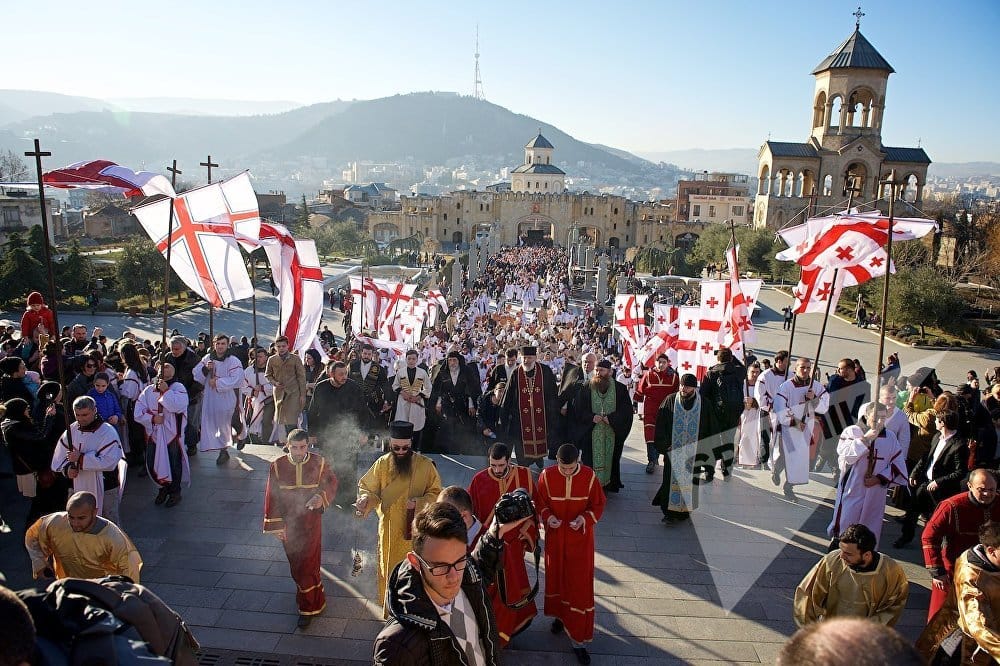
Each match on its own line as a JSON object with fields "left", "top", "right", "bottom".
{"left": 774, "top": 357, "right": 829, "bottom": 502}
{"left": 51, "top": 396, "right": 124, "bottom": 518}
{"left": 135, "top": 361, "right": 190, "bottom": 507}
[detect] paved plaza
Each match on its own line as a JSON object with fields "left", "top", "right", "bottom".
{"left": 1, "top": 283, "right": 998, "bottom": 664}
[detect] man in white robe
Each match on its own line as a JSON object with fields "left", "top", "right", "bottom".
{"left": 391, "top": 350, "right": 432, "bottom": 451}
{"left": 754, "top": 351, "right": 789, "bottom": 471}
{"left": 859, "top": 384, "right": 911, "bottom": 461}
{"left": 51, "top": 396, "right": 124, "bottom": 518}
{"left": 738, "top": 363, "right": 764, "bottom": 467}
{"left": 134, "top": 361, "right": 190, "bottom": 507}
{"left": 243, "top": 348, "right": 277, "bottom": 445}
{"left": 828, "top": 402, "right": 907, "bottom": 548}
{"left": 194, "top": 335, "right": 246, "bottom": 464}
{"left": 773, "top": 357, "right": 830, "bottom": 502}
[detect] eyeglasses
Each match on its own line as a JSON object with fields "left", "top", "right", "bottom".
{"left": 84, "top": 363, "right": 97, "bottom": 369}
{"left": 391, "top": 445, "right": 411, "bottom": 453}
{"left": 413, "top": 552, "right": 469, "bottom": 576}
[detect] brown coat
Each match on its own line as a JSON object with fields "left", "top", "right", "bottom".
{"left": 265, "top": 353, "right": 307, "bottom": 425}
{"left": 904, "top": 403, "right": 938, "bottom": 463}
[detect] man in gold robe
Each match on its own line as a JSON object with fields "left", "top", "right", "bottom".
{"left": 25, "top": 490, "right": 142, "bottom": 582}
{"left": 357, "top": 420, "right": 442, "bottom": 613}
{"left": 794, "top": 523, "right": 908, "bottom": 628}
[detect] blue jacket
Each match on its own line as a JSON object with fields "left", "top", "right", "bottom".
{"left": 87, "top": 387, "right": 123, "bottom": 422}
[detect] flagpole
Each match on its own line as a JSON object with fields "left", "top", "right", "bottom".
{"left": 250, "top": 255, "right": 258, "bottom": 342}
{"left": 161, "top": 161, "right": 182, "bottom": 347}
{"left": 812, "top": 181, "right": 857, "bottom": 379}
{"left": 873, "top": 171, "right": 900, "bottom": 402}
{"left": 25, "top": 139, "right": 73, "bottom": 443}
{"left": 200, "top": 156, "right": 219, "bottom": 340}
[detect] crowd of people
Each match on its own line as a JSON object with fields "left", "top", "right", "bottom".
{"left": 5, "top": 243, "right": 1000, "bottom": 664}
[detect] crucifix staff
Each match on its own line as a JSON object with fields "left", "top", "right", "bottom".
{"left": 200, "top": 155, "right": 219, "bottom": 339}
{"left": 161, "top": 161, "right": 182, "bottom": 346}
{"left": 873, "top": 171, "right": 900, "bottom": 403}
{"left": 25, "top": 139, "right": 73, "bottom": 445}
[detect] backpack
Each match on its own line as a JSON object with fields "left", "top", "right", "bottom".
{"left": 18, "top": 576, "right": 199, "bottom": 666}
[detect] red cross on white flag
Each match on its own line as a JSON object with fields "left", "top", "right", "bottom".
{"left": 132, "top": 171, "right": 259, "bottom": 307}
{"left": 374, "top": 280, "right": 417, "bottom": 340}
{"left": 674, "top": 305, "right": 703, "bottom": 380}
{"left": 614, "top": 294, "right": 649, "bottom": 348}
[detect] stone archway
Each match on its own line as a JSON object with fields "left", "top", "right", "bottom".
{"left": 516, "top": 212, "right": 556, "bottom": 246}
{"left": 372, "top": 222, "right": 400, "bottom": 243}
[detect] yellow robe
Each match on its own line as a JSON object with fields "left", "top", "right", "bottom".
{"left": 358, "top": 453, "right": 442, "bottom": 613}
{"left": 25, "top": 513, "right": 142, "bottom": 582}
{"left": 793, "top": 550, "right": 908, "bottom": 627}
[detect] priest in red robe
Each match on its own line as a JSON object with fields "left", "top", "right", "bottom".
{"left": 263, "top": 428, "right": 339, "bottom": 628}
{"left": 499, "top": 345, "right": 559, "bottom": 469}
{"left": 534, "top": 443, "right": 606, "bottom": 665}
{"left": 634, "top": 354, "right": 679, "bottom": 474}
{"left": 467, "top": 442, "right": 538, "bottom": 646}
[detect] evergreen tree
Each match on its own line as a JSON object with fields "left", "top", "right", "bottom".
{"left": 59, "top": 240, "right": 93, "bottom": 296}
{"left": 0, "top": 232, "right": 46, "bottom": 306}
{"left": 116, "top": 238, "right": 163, "bottom": 309}
{"left": 297, "top": 194, "right": 310, "bottom": 231}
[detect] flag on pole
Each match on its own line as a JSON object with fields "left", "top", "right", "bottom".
{"left": 613, "top": 294, "right": 649, "bottom": 347}
{"left": 42, "top": 159, "right": 176, "bottom": 198}
{"left": 131, "top": 172, "right": 258, "bottom": 307}
{"left": 246, "top": 223, "right": 325, "bottom": 353}
{"left": 724, "top": 245, "right": 756, "bottom": 351}
{"left": 374, "top": 281, "right": 417, "bottom": 340}
{"left": 674, "top": 306, "right": 702, "bottom": 379}
{"left": 427, "top": 289, "right": 449, "bottom": 314}
{"left": 349, "top": 276, "right": 381, "bottom": 335}
{"left": 776, "top": 212, "right": 936, "bottom": 267}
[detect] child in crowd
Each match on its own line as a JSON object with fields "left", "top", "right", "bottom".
{"left": 87, "top": 374, "right": 123, "bottom": 426}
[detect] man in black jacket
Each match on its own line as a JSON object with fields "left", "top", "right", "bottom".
{"left": 896, "top": 409, "right": 970, "bottom": 548}
{"left": 308, "top": 361, "right": 370, "bottom": 507}
{"left": 698, "top": 347, "right": 746, "bottom": 481}
{"left": 373, "top": 501, "right": 527, "bottom": 666}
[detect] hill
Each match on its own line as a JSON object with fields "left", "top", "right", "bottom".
{"left": 0, "top": 90, "right": 115, "bottom": 126}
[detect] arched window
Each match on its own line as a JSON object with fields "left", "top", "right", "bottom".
{"left": 759, "top": 165, "right": 771, "bottom": 195}
{"left": 903, "top": 174, "right": 919, "bottom": 202}
{"left": 813, "top": 91, "right": 827, "bottom": 128}
{"left": 822, "top": 174, "right": 833, "bottom": 196}
{"left": 830, "top": 95, "right": 844, "bottom": 127}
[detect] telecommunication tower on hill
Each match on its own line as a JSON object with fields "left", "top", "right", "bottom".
{"left": 473, "top": 24, "right": 485, "bottom": 100}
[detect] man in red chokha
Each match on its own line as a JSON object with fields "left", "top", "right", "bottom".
{"left": 467, "top": 442, "right": 538, "bottom": 647}
{"left": 263, "top": 428, "right": 338, "bottom": 629}
{"left": 534, "top": 443, "right": 606, "bottom": 665}
{"left": 634, "top": 353, "right": 679, "bottom": 474}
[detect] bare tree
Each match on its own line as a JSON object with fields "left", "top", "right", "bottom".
{"left": 0, "top": 149, "right": 29, "bottom": 182}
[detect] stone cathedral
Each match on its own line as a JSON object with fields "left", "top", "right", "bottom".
{"left": 753, "top": 17, "right": 930, "bottom": 229}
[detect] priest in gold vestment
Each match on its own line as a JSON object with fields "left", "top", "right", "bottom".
{"left": 356, "top": 421, "right": 442, "bottom": 613}
{"left": 25, "top": 491, "right": 142, "bottom": 582}
{"left": 794, "top": 523, "right": 908, "bottom": 628}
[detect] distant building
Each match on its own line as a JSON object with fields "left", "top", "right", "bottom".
{"left": 511, "top": 133, "right": 566, "bottom": 194}
{"left": 342, "top": 183, "right": 397, "bottom": 210}
{"left": 256, "top": 191, "right": 296, "bottom": 224}
{"left": 83, "top": 205, "right": 139, "bottom": 239}
{"left": 676, "top": 173, "right": 751, "bottom": 225}
{"left": 0, "top": 189, "right": 58, "bottom": 248}
{"left": 367, "top": 132, "right": 703, "bottom": 252}
{"left": 754, "top": 22, "right": 931, "bottom": 229}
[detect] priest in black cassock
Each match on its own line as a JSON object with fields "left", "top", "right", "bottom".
{"left": 430, "top": 351, "right": 480, "bottom": 454}
{"left": 572, "top": 359, "right": 634, "bottom": 492}
{"left": 652, "top": 373, "right": 712, "bottom": 524}
{"left": 498, "top": 346, "right": 559, "bottom": 470}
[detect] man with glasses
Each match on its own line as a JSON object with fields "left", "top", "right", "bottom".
{"left": 374, "top": 501, "right": 528, "bottom": 665}
{"left": 263, "top": 429, "right": 338, "bottom": 628}
{"left": 920, "top": 468, "right": 1000, "bottom": 622}
{"left": 357, "top": 421, "right": 442, "bottom": 615}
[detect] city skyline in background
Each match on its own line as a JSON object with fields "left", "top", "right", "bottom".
{"left": 3, "top": 0, "right": 998, "bottom": 164}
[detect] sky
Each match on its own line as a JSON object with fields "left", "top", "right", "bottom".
{"left": 5, "top": 0, "right": 999, "bottom": 163}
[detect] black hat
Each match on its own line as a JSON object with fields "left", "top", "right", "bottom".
{"left": 521, "top": 346, "right": 537, "bottom": 356}
{"left": 958, "top": 383, "right": 975, "bottom": 396}
{"left": 447, "top": 350, "right": 463, "bottom": 360}
{"left": 596, "top": 359, "right": 613, "bottom": 370}
{"left": 681, "top": 373, "right": 698, "bottom": 388}
{"left": 389, "top": 421, "right": 414, "bottom": 440}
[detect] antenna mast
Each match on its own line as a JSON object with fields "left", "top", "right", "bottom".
{"left": 474, "top": 24, "right": 485, "bottom": 100}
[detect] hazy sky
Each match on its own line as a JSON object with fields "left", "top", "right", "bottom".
{"left": 6, "top": 0, "right": 998, "bottom": 162}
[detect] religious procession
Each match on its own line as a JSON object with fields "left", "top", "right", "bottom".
{"left": 2, "top": 155, "right": 1000, "bottom": 666}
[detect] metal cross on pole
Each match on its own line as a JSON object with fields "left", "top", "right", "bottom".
{"left": 873, "top": 170, "right": 900, "bottom": 402}
{"left": 161, "top": 161, "right": 182, "bottom": 347}
{"left": 25, "top": 139, "right": 74, "bottom": 441}
{"left": 200, "top": 156, "right": 220, "bottom": 340}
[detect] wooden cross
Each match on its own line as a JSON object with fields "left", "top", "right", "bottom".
{"left": 844, "top": 175, "right": 861, "bottom": 209}
{"left": 853, "top": 6, "right": 865, "bottom": 29}
{"left": 200, "top": 155, "right": 219, "bottom": 184}
{"left": 167, "top": 160, "right": 183, "bottom": 187}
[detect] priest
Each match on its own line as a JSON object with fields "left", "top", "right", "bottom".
{"left": 263, "top": 429, "right": 339, "bottom": 628}
{"left": 391, "top": 349, "right": 432, "bottom": 451}
{"left": 307, "top": 361, "right": 370, "bottom": 507}
{"left": 572, "top": 359, "right": 633, "bottom": 492}
{"left": 467, "top": 442, "right": 538, "bottom": 646}
{"left": 133, "top": 360, "right": 190, "bottom": 508}
{"left": 356, "top": 421, "right": 442, "bottom": 614}
{"left": 652, "top": 373, "right": 711, "bottom": 525}
{"left": 498, "top": 346, "right": 559, "bottom": 470}
{"left": 773, "top": 357, "right": 830, "bottom": 502}
{"left": 634, "top": 354, "right": 679, "bottom": 474}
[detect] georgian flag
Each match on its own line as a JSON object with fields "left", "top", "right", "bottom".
{"left": 776, "top": 211, "right": 936, "bottom": 268}
{"left": 42, "top": 159, "right": 176, "bottom": 198}
{"left": 614, "top": 294, "right": 649, "bottom": 348}
{"left": 674, "top": 306, "right": 703, "bottom": 380}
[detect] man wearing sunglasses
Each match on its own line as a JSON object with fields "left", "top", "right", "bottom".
{"left": 374, "top": 501, "right": 529, "bottom": 666}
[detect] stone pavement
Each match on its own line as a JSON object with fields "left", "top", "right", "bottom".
{"left": 0, "top": 285, "right": 996, "bottom": 664}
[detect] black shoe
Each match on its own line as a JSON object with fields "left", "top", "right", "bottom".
{"left": 236, "top": 438, "right": 246, "bottom": 451}
{"left": 186, "top": 446, "right": 197, "bottom": 456}
{"left": 216, "top": 449, "right": 230, "bottom": 465}
{"left": 137, "top": 467, "right": 147, "bottom": 478}
{"left": 771, "top": 469, "right": 780, "bottom": 487}
{"left": 783, "top": 486, "right": 797, "bottom": 502}
{"left": 154, "top": 488, "right": 168, "bottom": 505}
{"left": 573, "top": 647, "right": 591, "bottom": 665}
{"left": 297, "top": 614, "right": 312, "bottom": 629}
{"left": 551, "top": 618, "right": 564, "bottom": 635}
{"left": 645, "top": 461, "right": 656, "bottom": 474}
{"left": 722, "top": 469, "right": 732, "bottom": 481}
{"left": 165, "top": 493, "right": 182, "bottom": 508}
{"left": 894, "top": 529, "right": 914, "bottom": 548}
